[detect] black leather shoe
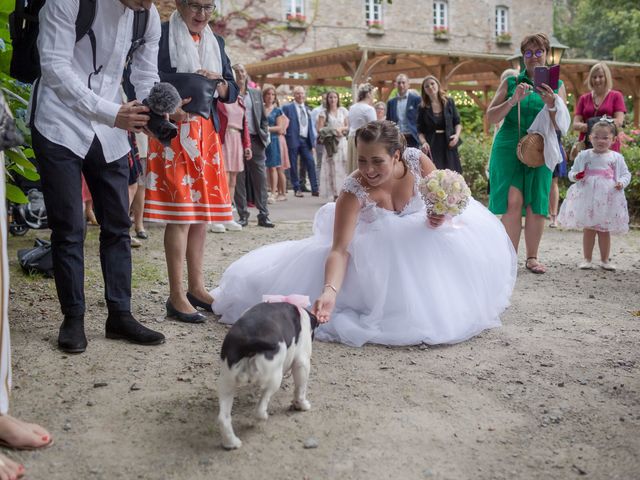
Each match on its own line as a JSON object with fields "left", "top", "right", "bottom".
{"left": 106, "top": 312, "right": 166, "bottom": 344}
{"left": 165, "top": 299, "right": 206, "bottom": 324}
{"left": 186, "top": 292, "right": 213, "bottom": 312}
{"left": 258, "top": 217, "right": 275, "bottom": 228}
{"left": 58, "top": 315, "right": 87, "bottom": 354}
{"left": 237, "top": 217, "right": 249, "bottom": 227}
{"left": 311, "top": 191, "right": 320, "bottom": 197}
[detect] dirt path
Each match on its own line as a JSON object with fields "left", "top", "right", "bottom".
{"left": 5, "top": 221, "right": 640, "bottom": 480}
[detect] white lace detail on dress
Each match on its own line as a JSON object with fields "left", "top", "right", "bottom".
{"left": 342, "top": 176, "right": 369, "bottom": 203}
{"left": 403, "top": 147, "right": 422, "bottom": 179}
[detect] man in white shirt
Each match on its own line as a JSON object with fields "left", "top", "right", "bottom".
{"left": 30, "top": 0, "right": 165, "bottom": 353}
{"left": 386, "top": 73, "right": 421, "bottom": 148}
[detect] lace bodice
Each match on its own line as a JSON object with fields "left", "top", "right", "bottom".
{"left": 342, "top": 147, "right": 424, "bottom": 222}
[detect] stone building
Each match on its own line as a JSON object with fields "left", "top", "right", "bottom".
{"left": 156, "top": 0, "right": 553, "bottom": 66}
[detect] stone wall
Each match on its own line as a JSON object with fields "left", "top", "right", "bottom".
{"left": 156, "top": 0, "right": 553, "bottom": 66}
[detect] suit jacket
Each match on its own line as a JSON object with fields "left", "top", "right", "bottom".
{"left": 157, "top": 22, "right": 238, "bottom": 133}
{"left": 217, "top": 98, "right": 250, "bottom": 150}
{"left": 386, "top": 92, "right": 421, "bottom": 145}
{"left": 282, "top": 102, "right": 315, "bottom": 149}
{"left": 243, "top": 87, "right": 270, "bottom": 148}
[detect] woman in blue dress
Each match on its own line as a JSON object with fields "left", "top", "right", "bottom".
{"left": 263, "top": 84, "right": 287, "bottom": 202}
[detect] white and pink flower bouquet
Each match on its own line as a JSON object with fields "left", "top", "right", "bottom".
{"left": 419, "top": 169, "right": 471, "bottom": 216}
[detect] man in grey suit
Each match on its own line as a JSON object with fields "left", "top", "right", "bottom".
{"left": 232, "top": 64, "right": 274, "bottom": 228}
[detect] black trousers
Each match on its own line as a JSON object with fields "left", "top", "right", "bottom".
{"left": 32, "top": 129, "right": 132, "bottom": 317}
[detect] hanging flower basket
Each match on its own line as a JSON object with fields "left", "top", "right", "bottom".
{"left": 286, "top": 13, "right": 307, "bottom": 29}
{"left": 496, "top": 32, "right": 512, "bottom": 45}
{"left": 433, "top": 26, "right": 449, "bottom": 41}
{"left": 367, "top": 19, "right": 384, "bottom": 35}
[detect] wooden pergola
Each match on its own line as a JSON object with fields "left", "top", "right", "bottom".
{"left": 246, "top": 44, "right": 640, "bottom": 133}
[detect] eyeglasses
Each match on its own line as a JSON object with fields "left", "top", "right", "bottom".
{"left": 523, "top": 49, "right": 544, "bottom": 58}
{"left": 186, "top": 2, "right": 216, "bottom": 14}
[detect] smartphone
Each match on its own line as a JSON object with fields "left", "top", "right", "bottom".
{"left": 534, "top": 65, "right": 560, "bottom": 91}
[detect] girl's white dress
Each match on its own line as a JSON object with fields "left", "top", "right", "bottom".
{"left": 557, "top": 149, "right": 630, "bottom": 234}
{"left": 212, "top": 148, "right": 517, "bottom": 347}
{"left": 318, "top": 107, "right": 349, "bottom": 199}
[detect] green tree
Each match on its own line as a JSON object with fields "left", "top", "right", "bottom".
{"left": 555, "top": 0, "right": 640, "bottom": 62}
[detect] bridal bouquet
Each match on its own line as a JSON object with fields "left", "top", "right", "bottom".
{"left": 419, "top": 169, "right": 471, "bottom": 216}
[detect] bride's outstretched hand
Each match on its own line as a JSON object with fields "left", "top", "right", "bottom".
{"left": 312, "top": 292, "right": 335, "bottom": 324}
{"left": 427, "top": 213, "right": 445, "bottom": 228}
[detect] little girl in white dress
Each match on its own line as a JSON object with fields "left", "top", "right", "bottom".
{"left": 212, "top": 121, "right": 517, "bottom": 347}
{"left": 557, "top": 120, "right": 630, "bottom": 270}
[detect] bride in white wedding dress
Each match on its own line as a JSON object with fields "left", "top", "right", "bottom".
{"left": 212, "top": 121, "right": 517, "bottom": 347}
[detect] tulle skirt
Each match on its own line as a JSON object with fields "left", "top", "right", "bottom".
{"left": 557, "top": 177, "right": 629, "bottom": 234}
{"left": 212, "top": 200, "right": 517, "bottom": 347}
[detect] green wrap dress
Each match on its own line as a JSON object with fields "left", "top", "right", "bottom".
{"left": 489, "top": 71, "right": 563, "bottom": 216}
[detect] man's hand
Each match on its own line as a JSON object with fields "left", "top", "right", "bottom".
{"left": 115, "top": 101, "right": 150, "bottom": 132}
{"left": 244, "top": 147, "right": 252, "bottom": 160}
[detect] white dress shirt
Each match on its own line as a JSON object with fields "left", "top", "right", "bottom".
{"left": 32, "top": 0, "right": 160, "bottom": 162}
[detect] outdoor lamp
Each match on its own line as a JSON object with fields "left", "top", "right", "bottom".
{"left": 549, "top": 36, "right": 569, "bottom": 65}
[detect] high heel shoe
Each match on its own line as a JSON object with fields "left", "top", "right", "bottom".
{"left": 166, "top": 299, "right": 206, "bottom": 323}
{"left": 186, "top": 292, "right": 214, "bottom": 312}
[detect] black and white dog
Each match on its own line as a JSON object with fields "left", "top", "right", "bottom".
{"left": 217, "top": 300, "right": 318, "bottom": 449}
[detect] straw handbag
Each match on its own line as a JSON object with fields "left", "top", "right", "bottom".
{"left": 516, "top": 101, "right": 545, "bottom": 168}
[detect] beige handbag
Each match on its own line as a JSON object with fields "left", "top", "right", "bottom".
{"left": 516, "top": 101, "right": 545, "bottom": 168}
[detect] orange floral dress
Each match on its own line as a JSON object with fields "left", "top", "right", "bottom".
{"left": 144, "top": 113, "right": 233, "bottom": 224}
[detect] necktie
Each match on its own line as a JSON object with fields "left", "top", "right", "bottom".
{"left": 299, "top": 105, "right": 308, "bottom": 130}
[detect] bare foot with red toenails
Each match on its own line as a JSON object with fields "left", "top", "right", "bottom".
{"left": 0, "top": 415, "right": 52, "bottom": 450}
{"left": 0, "top": 453, "right": 25, "bottom": 479}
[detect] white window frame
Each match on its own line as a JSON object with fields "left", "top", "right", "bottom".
{"left": 286, "top": 0, "right": 305, "bottom": 19}
{"left": 495, "top": 6, "right": 509, "bottom": 36}
{"left": 433, "top": 0, "right": 448, "bottom": 30}
{"left": 365, "top": 0, "right": 383, "bottom": 26}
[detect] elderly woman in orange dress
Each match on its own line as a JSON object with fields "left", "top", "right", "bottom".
{"left": 144, "top": 0, "right": 238, "bottom": 323}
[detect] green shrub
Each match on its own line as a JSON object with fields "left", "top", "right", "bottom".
{"left": 458, "top": 133, "right": 490, "bottom": 202}
{"left": 620, "top": 132, "right": 640, "bottom": 218}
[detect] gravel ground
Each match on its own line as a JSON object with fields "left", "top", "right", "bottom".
{"left": 4, "top": 215, "right": 640, "bottom": 480}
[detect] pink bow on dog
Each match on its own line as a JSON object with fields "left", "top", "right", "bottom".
{"left": 262, "top": 294, "right": 310, "bottom": 309}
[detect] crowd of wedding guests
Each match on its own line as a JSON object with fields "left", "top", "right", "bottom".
{"left": 0, "top": 0, "right": 632, "bottom": 473}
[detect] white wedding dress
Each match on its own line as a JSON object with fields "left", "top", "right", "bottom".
{"left": 212, "top": 148, "right": 517, "bottom": 347}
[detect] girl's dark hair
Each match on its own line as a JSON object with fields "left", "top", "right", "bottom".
{"left": 323, "top": 90, "right": 340, "bottom": 111}
{"left": 354, "top": 120, "right": 408, "bottom": 176}
{"left": 591, "top": 119, "right": 618, "bottom": 137}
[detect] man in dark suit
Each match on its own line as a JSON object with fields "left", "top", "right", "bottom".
{"left": 232, "top": 64, "right": 274, "bottom": 228}
{"left": 282, "top": 86, "right": 318, "bottom": 197}
{"left": 386, "top": 73, "right": 421, "bottom": 148}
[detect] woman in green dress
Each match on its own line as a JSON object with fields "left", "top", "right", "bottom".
{"left": 487, "top": 33, "right": 567, "bottom": 274}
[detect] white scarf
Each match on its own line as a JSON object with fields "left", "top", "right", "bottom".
{"left": 528, "top": 96, "right": 571, "bottom": 171}
{"left": 168, "top": 11, "right": 223, "bottom": 159}
{"left": 168, "top": 10, "right": 222, "bottom": 74}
